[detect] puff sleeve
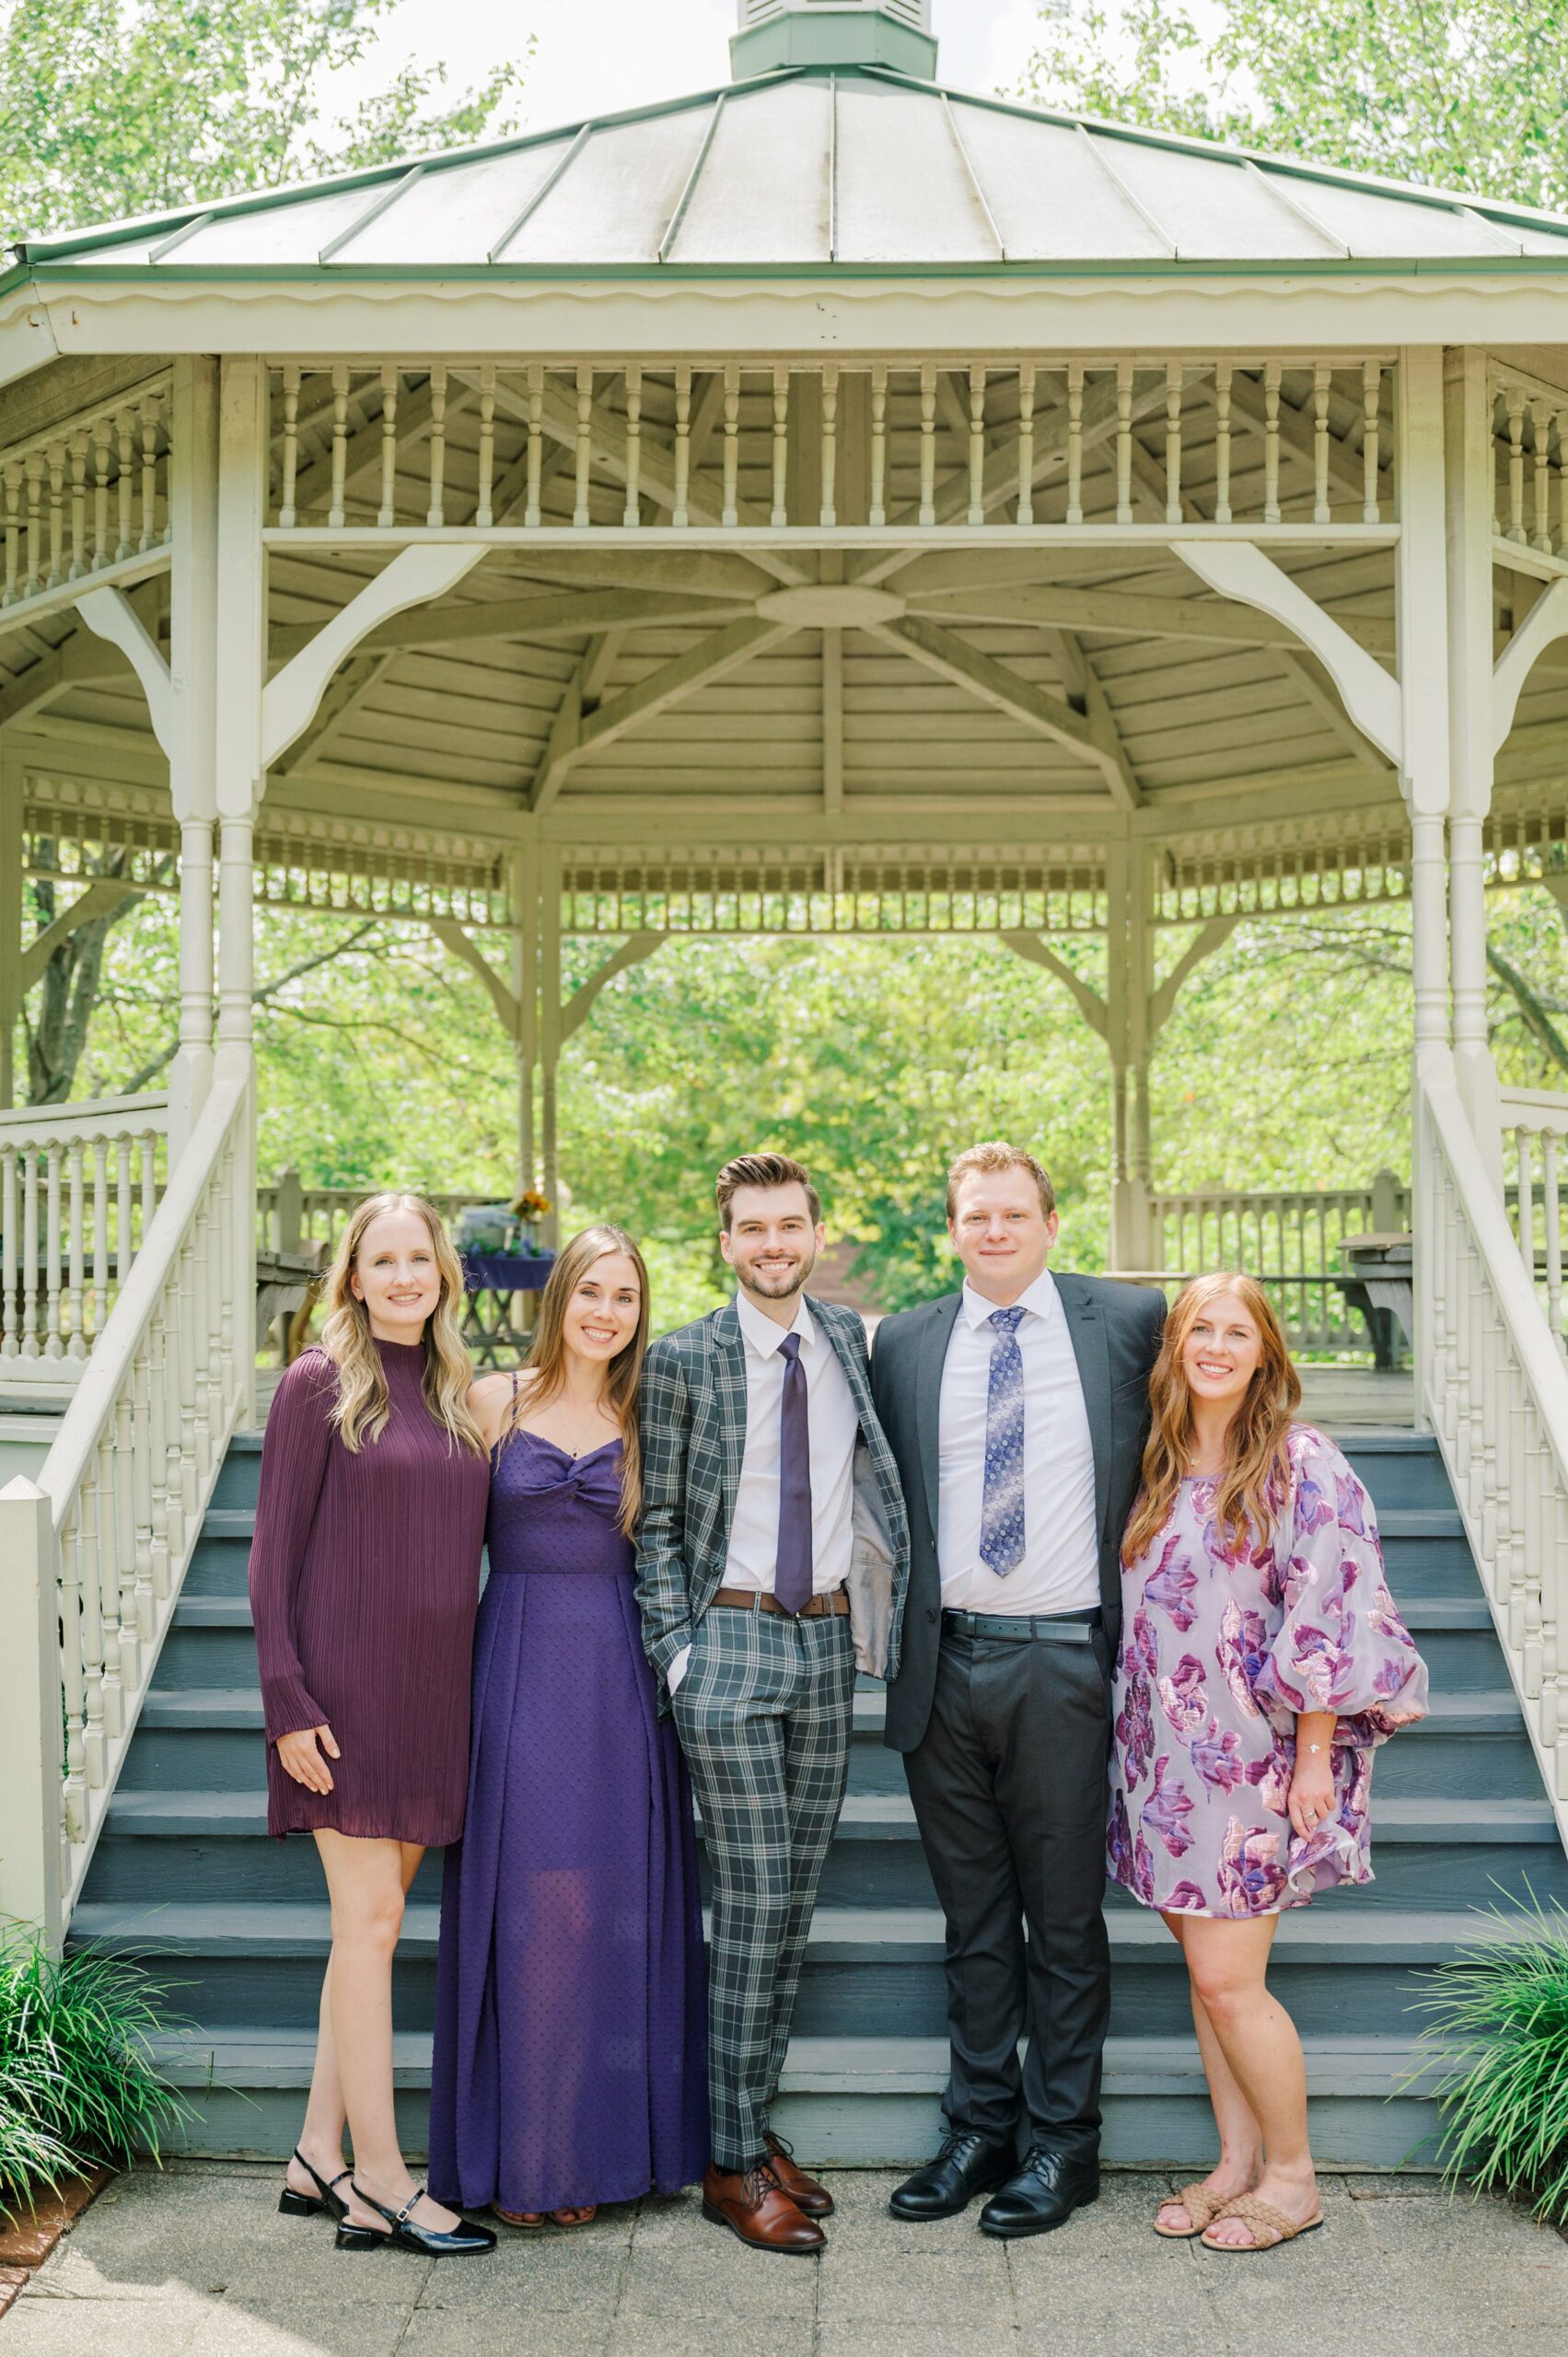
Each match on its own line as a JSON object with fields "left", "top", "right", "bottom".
{"left": 1252, "top": 1428, "right": 1428, "bottom": 1747}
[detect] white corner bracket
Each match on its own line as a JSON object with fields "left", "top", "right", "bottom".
{"left": 1493, "top": 575, "right": 1568, "bottom": 753}
{"left": 1171, "top": 540, "right": 1403, "bottom": 768}
{"left": 261, "top": 544, "right": 486, "bottom": 772}
{"left": 76, "top": 586, "right": 174, "bottom": 758}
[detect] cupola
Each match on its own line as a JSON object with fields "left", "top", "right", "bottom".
{"left": 730, "top": 0, "right": 939, "bottom": 80}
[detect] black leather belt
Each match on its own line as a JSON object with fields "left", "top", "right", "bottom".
{"left": 942, "top": 1606, "right": 1102, "bottom": 1644}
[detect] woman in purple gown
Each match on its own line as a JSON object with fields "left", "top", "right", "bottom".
{"left": 1109, "top": 1274, "right": 1426, "bottom": 2254}
{"left": 429, "top": 1226, "right": 709, "bottom": 2227}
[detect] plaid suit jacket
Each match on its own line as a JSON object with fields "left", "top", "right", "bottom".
{"left": 634, "top": 1294, "right": 910, "bottom": 1697}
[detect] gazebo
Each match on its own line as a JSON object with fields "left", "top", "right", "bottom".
{"left": 2, "top": 0, "right": 1567, "bottom": 2165}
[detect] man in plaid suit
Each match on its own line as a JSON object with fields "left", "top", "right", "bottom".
{"left": 636, "top": 1152, "right": 908, "bottom": 2253}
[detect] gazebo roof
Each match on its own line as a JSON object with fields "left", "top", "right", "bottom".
{"left": 10, "top": 62, "right": 1568, "bottom": 282}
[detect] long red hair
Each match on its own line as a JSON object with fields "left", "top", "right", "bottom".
{"left": 1122, "top": 1272, "right": 1302, "bottom": 1564}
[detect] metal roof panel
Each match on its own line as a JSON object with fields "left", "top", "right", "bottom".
{"left": 1267, "top": 173, "right": 1524, "bottom": 259}
{"left": 165, "top": 184, "right": 380, "bottom": 266}
{"left": 952, "top": 102, "right": 1170, "bottom": 261}
{"left": 834, "top": 78, "right": 999, "bottom": 262}
{"left": 331, "top": 142, "right": 575, "bottom": 265}
{"left": 665, "top": 76, "right": 832, "bottom": 262}
{"left": 1088, "top": 134, "right": 1334, "bottom": 260}
{"left": 505, "top": 108, "right": 712, "bottom": 264}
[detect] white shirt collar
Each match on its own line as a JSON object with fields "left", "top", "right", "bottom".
{"left": 736, "top": 1287, "right": 819, "bottom": 1360}
{"left": 960, "top": 1265, "right": 1059, "bottom": 1332}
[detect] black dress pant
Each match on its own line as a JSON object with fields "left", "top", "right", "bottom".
{"left": 902, "top": 1622, "right": 1112, "bottom": 2163}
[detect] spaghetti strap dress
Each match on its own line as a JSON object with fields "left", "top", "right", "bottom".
{"left": 428, "top": 1405, "right": 710, "bottom": 2216}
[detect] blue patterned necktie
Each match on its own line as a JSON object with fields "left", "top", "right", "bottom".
{"left": 773, "top": 1330, "right": 814, "bottom": 1615}
{"left": 981, "top": 1306, "right": 1027, "bottom": 1578}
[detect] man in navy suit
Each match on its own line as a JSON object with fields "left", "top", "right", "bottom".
{"left": 871, "top": 1143, "right": 1164, "bottom": 2238}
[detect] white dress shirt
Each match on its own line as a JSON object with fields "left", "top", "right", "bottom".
{"left": 667, "top": 1291, "right": 860, "bottom": 1693}
{"left": 936, "top": 1267, "right": 1100, "bottom": 1616}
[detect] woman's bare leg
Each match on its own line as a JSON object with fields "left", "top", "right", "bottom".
{"left": 314, "top": 1831, "right": 461, "bottom": 2233}
{"left": 1178, "top": 1914, "right": 1318, "bottom": 2247}
{"left": 1152, "top": 1914, "right": 1262, "bottom": 2233}
{"left": 288, "top": 1844, "right": 425, "bottom": 2203}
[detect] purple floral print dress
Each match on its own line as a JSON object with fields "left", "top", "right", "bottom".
{"left": 1109, "top": 1425, "right": 1428, "bottom": 1918}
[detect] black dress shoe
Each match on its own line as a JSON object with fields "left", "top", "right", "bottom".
{"left": 980, "top": 2147, "right": 1100, "bottom": 2239}
{"left": 889, "top": 2132, "right": 1017, "bottom": 2220}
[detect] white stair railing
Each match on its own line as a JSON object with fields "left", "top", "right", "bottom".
{"left": 1422, "top": 1063, "right": 1568, "bottom": 1845}
{"left": 0, "top": 1066, "right": 250, "bottom": 1942}
{"left": 0, "top": 1094, "right": 168, "bottom": 1386}
{"left": 1500, "top": 1084, "right": 1568, "bottom": 1357}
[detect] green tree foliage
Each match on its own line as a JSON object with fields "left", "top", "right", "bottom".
{"left": 1019, "top": 1, "right": 1568, "bottom": 209}
{"left": 0, "top": 0, "right": 524, "bottom": 238}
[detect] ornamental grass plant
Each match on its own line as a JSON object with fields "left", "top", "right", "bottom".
{"left": 0, "top": 1926, "right": 192, "bottom": 2223}
{"left": 1412, "top": 1887, "right": 1568, "bottom": 2223}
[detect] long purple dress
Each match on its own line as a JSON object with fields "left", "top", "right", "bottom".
{"left": 1109, "top": 1424, "right": 1428, "bottom": 1917}
{"left": 428, "top": 1426, "right": 709, "bottom": 2215}
{"left": 249, "top": 1340, "right": 489, "bottom": 1844}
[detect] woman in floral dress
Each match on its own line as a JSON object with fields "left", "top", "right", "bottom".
{"left": 1109, "top": 1273, "right": 1426, "bottom": 2253}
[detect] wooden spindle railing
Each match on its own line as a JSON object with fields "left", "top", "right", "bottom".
{"left": 0, "top": 1066, "right": 250, "bottom": 1936}
{"left": 0, "top": 373, "right": 171, "bottom": 611}
{"left": 0, "top": 1096, "right": 169, "bottom": 1386}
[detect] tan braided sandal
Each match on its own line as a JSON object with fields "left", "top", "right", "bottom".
{"left": 1153, "top": 2182, "right": 1234, "bottom": 2239}
{"left": 1200, "top": 2193, "right": 1325, "bottom": 2252}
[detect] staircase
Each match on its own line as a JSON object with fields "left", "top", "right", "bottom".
{"left": 72, "top": 1423, "right": 1568, "bottom": 2167}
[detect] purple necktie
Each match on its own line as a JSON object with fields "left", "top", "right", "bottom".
{"left": 774, "top": 1330, "right": 814, "bottom": 1616}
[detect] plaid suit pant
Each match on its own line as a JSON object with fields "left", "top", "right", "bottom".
{"left": 672, "top": 1602, "right": 855, "bottom": 2172}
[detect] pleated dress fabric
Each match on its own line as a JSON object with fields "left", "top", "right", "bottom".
{"left": 428, "top": 1427, "right": 710, "bottom": 2218}
{"left": 249, "top": 1341, "right": 490, "bottom": 1844}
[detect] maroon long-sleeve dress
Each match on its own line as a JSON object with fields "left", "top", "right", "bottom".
{"left": 249, "top": 1339, "right": 490, "bottom": 1843}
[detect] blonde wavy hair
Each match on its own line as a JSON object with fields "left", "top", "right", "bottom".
{"left": 505, "top": 1225, "right": 650, "bottom": 1536}
{"left": 318, "top": 1192, "right": 485, "bottom": 1457}
{"left": 1121, "top": 1271, "right": 1302, "bottom": 1565}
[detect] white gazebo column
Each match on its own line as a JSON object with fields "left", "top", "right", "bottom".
{"left": 214, "top": 355, "right": 268, "bottom": 1416}
{"left": 1103, "top": 844, "right": 1145, "bottom": 1271}
{"left": 538, "top": 847, "right": 563, "bottom": 1248}
{"left": 0, "top": 741, "right": 20, "bottom": 1109}
{"left": 167, "top": 356, "right": 220, "bottom": 1160}
{"left": 511, "top": 841, "right": 539, "bottom": 1205}
{"left": 1445, "top": 344, "right": 1504, "bottom": 1188}
{"left": 1398, "top": 349, "right": 1456, "bottom": 1422}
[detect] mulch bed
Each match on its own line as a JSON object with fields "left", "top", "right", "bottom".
{"left": 0, "top": 2170, "right": 116, "bottom": 2318}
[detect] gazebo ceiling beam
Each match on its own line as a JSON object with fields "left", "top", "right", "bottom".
{"left": 0, "top": 628, "right": 133, "bottom": 726}
{"left": 905, "top": 580, "right": 1397, "bottom": 656}
{"left": 269, "top": 586, "right": 754, "bottom": 664}
{"left": 1046, "top": 627, "right": 1143, "bottom": 807}
{"left": 273, "top": 648, "right": 396, "bottom": 776}
{"left": 531, "top": 614, "right": 799, "bottom": 814}
{"left": 875, "top": 612, "right": 1133, "bottom": 800}
{"left": 1276, "top": 646, "right": 1391, "bottom": 773}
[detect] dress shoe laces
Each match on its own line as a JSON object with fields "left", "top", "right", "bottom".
{"left": 741, "top": 2162, "right": 784, "bottom": 2211}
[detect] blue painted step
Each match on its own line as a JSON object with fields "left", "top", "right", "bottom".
{"left": 71, "top": 1424, "right": 1567, "bottom": 2168}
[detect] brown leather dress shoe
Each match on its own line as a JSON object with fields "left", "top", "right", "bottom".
{"left": 763, "top": 2132, "right": 834, "bottom": 2219}
{"left": 701, "top": 2162, "right": 825, "bottom": 2253}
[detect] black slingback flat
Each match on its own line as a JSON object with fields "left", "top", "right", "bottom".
{"left": 277, "top": 2147, "right": 353, "bottom": 2221}
{"left": 336, "top": 2180, "right": 496, "bottom": 2257}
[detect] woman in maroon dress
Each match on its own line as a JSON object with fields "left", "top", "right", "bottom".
{"left": 250, "top": 1191, "right": 495, "bottom": 2257}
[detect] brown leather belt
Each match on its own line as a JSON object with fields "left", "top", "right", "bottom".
{"left": 709, "top": 1586, "right": 850, "bottom": 1620}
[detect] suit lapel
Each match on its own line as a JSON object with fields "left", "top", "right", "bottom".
{"left": 711, "top": 1301, "right": 748, "bottom": 1533}
{"left": 1056, "top": 1273, "right": 1112, "bottom": 1545}
{"left": 916, "top": 1294, "right": 963, "bottom": 1544}
{"left": 812, "top": 1296, "right": 871, "bottom": 1424}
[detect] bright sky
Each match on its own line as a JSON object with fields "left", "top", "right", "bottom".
{"left": 327, "top": 1, "right": 1048, "bottom": 133}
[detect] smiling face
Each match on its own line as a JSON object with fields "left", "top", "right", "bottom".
{"left": 720, "top": 1182, "right": 825, "bottom": 1307}
{"left": 561, "top": 1248, "right": 643, "bottom": 1371}
{"left": 348, "top": 1208, "right": 442, "bottom": 1341}
{"left": 949, "top": 1168, "right": 1059, "bottom": 1304}
{"left": 1179, "top": 1291, "right": 1265, "bottom": 1415}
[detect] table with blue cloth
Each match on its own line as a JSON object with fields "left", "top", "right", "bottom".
{"left": 459, "top": 1253, "right": 555, "bottom": 1367}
